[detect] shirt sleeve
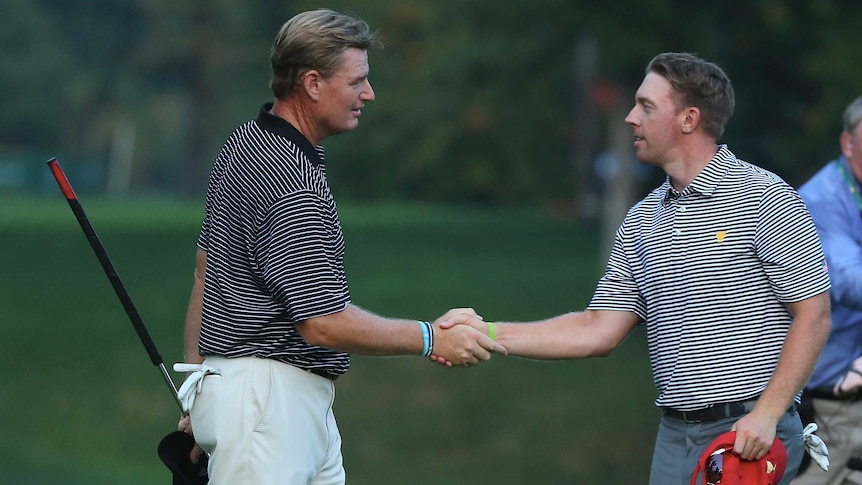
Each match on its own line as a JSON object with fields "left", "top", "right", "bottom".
{"left": 587, "top": 218, "right": 648, "bottom": 320}
{"left": 755, "top": 182, "right": 831, "bottom": 302}
{"left": 255, "top": 190, "right": 350, "bottom": 322}
{"left": 198, "top": 144, "right": 233, "bottom": 252}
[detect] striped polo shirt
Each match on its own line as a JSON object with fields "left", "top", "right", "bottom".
{"left": 196, "top": 103, "right": 351, "bottom": 377}
{"left": 588, "top": 145, "right": 830, "bottom": 410}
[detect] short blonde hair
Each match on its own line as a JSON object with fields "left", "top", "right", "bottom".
{"left": 270, "top": 9, "right": 380, "bottom": 99}
{"left": 647, "top": 52, "right": 735, "bottom": 141}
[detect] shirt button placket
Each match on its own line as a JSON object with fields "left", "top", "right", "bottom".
{"left": 671, "top": 201, "right": 685, "bottom": 282}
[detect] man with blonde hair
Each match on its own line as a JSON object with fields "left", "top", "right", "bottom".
{"left": 176, "top": 9, "right": 503, "bottom": 484}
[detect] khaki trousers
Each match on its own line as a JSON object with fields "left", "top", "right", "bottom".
{"left": 190, "top": 355, "right": 345, "bottom": 485}
{"left": 792, "top": 398, "right": 862, "bottom": 485}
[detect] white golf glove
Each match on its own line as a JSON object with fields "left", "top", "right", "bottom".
{"left": 174, "top": 363, "right": 220, "bottom": 413}
{"left": 801, "top": 422, "right": 829, "bottom": 471}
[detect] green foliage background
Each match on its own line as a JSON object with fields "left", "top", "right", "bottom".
{"left": 3, "top": 1, "right": 862, "bottom": 202}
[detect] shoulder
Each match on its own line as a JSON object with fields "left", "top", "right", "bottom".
{"left": 722, "top": 155, "right": 800, "bottom": 207}
{"left": 728, "top": 157, "right": 786, "bottom": 189}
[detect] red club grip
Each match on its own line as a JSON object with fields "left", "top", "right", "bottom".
{"left": 46, "top": 158, "right": 78, "bottom": 200}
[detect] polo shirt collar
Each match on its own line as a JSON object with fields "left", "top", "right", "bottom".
{"left": 255, "top": 102, "right": 325, "bottom": 166}
{"left": 684, "top": 144, "right": 735, "bottom": 197}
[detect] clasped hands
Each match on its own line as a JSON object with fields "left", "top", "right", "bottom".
{"left": 427, "top": 307, "right": 506, "bottom": 367}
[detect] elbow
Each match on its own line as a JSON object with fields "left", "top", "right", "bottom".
{"left": 591, "top": 343, "right": 617, "bottom": 358}
{"left": 810, "top": 304, "right": 832, "bottom": 348}
{"left": 296, "top": 315, "right": 342, "bottom": 349}
{"left": 296, "top": 322, "right": 329, "bottom": 348}
{"left": 819, "top": 314, "right": 832, "bottom": 341}
{"left": 588, "top": 336, "right": 621, "bottom": 358}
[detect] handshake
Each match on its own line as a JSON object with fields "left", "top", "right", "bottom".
{"left": 424, "top": 307, "right": 508, "bottom": 368}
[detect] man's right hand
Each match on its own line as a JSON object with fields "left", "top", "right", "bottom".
{"left": 430, "top": 308, "right": 507, "bottom": 367}
{"left": 177, "top": 414, "right": 205, "bottom": 464}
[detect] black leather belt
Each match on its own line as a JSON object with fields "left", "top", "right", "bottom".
{"left": 309, "top": 368, "right": 339, "bottom": 381}
{"left": 662, "top": 399, "right": 757, "bottom": 423}
{"left": 663, "top": 399, "right": 798, "bottom": 423}
{"left": 808, "top": 387, "right": 862, "bottom": 402}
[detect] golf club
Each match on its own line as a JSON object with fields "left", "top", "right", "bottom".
{"left": 47, "top": 158, "right": 208, "bottom": 484}
{"left": 47, "top": 157, "right": 183, "bottom": 412}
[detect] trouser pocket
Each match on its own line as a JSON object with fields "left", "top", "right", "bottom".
{"left": 189, "top": 373, "right": 222, "bottom": 454}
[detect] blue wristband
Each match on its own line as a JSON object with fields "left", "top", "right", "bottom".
{"left": 419, "top": 321, "right": 432, "bottom": 356}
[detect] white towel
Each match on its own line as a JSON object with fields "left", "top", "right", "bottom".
{"left": 801, "top": 422, "right": 829, "bottom": 471}
{"left": 173, "top": 363, "right": 220, "bottom": 413}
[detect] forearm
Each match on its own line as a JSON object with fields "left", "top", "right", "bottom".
{"left": 755, "top": 293, "right": 831, "bottom": 419}
{"left": 298, "top": 304, "right": 428, "bottom": 356}
{"left": 494, "top": 310, "right": 639, "bottom": 359}
{"left": 299, "top": 305, "right": 501, "bottom": 366}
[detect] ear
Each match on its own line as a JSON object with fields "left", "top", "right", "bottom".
{"left": 301, "top": 70, "right": 324, "bottom": 102}
{"left": 840, "top": 131, "right": 853, "bottom": 158}
{"left": 680, "top": 106, "right": 700, "bottom": 134}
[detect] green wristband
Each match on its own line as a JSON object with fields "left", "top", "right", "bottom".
{"left": 487, "top": 321, "right": 497, "bottom": 340}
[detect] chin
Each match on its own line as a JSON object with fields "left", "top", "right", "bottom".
{"left": 634, "top": 151, "right": 656, "bottom": 166}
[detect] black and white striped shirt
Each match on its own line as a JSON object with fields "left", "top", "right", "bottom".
{"left": 196, "top": 103, "right": 351, "bottom": 377}
{"left": 588, "top": 145, "right": 830, "bottom": 410}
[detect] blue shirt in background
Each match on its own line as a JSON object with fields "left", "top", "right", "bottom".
{"left": 799, "top": 156, "right": 862, "bottom": 389}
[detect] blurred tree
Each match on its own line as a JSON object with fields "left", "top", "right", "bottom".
{"left": 578, "top": 0, "right": 862, "bottom": 187}
{"left": 3, "top": 0, "right": 862, "bottom": 203}
{"left": 0, "top": 1, "right": 65, "bottom": 150}
{"left": 1, "top": 0, "right": 142, "bottom": 158}
{"left": 320, "top": 0, "right": 583, "bottom": 204}
{"left": 133, "top": 0, "right": 267, "bottom": 195}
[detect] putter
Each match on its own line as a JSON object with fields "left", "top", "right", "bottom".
{"left": 47, "top": 158, "right": 208, "bottom": 485}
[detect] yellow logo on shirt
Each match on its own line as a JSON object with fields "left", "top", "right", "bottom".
{"left": 715, "top": 231, "right": 727, "bottom": 243}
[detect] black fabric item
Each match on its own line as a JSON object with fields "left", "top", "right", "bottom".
{"left": 309, "top": 367, "right": 338, "bottom": 381}
{"left": 158, "top": 431, "right": 209, "bottom": 485}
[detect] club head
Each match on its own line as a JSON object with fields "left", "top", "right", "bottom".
{"left": 157, "top": 431, "right": 209, "bottom": 485}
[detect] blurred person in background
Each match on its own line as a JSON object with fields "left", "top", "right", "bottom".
{"left": 174, "top": 9, "right": 503, "bottom": 485}
{"left": 793, "top": 95, "right": 862, "bottom": 485}
{"left": 440, "top": 52, "right": 832, "bottom": 484}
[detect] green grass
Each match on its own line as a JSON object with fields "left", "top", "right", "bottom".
{"left": 0, "top": 196, "right": 657, "bottom": 484}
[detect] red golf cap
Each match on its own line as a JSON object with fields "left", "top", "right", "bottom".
{"left": 690, "top": 431, "right": 787, "bottom": 485}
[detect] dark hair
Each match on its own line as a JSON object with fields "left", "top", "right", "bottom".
{"left": 270, "top": 9, "right": 381, "bottom": 99}
{"left": 647, "top": 52, "right": 735, "bottom": 140}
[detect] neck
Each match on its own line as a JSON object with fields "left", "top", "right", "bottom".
{"left": 271, "top": 98, "right": 321, "bottom": 145}
{"left": 664, "top": 143, "right": 719, "bottom": 191}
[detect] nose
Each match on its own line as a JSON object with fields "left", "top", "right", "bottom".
{"left": 361, "top": 79, "right": 375, "bottom": 102}
{"left": 624, "top": 107, "right": 638, "bottom": 127}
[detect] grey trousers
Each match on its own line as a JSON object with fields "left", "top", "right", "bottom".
{"left": 649, "top": 407, "right": 804, "bottom": 485}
